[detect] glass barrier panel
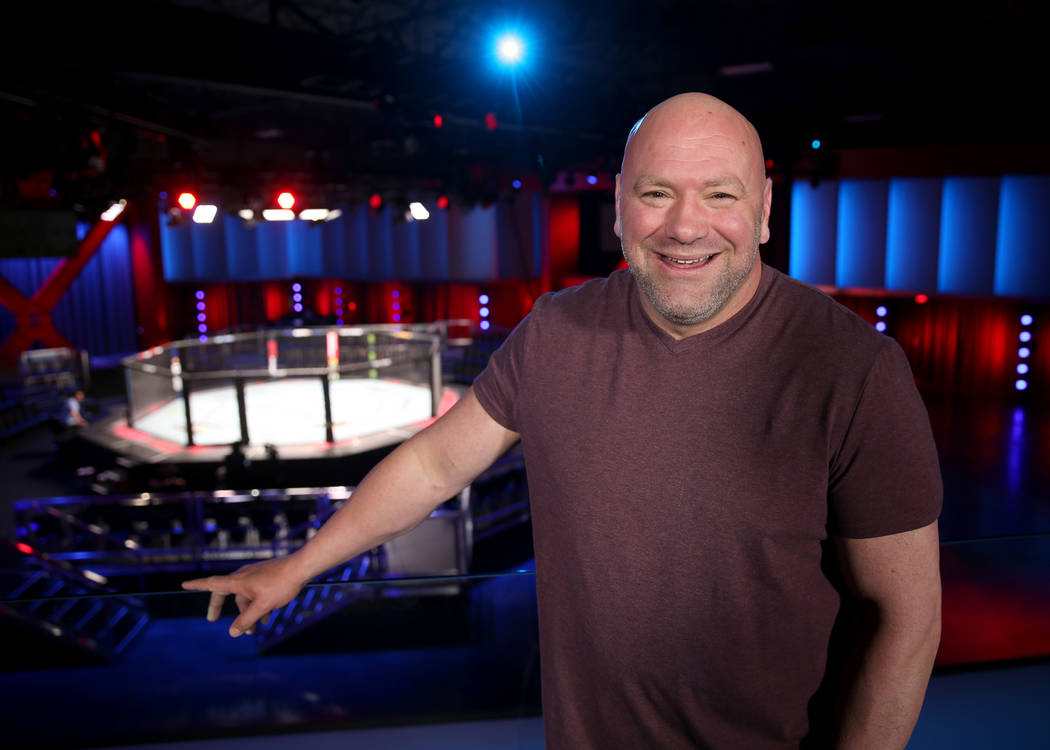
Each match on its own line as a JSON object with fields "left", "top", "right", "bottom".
{"left": 126, "top": 363, "right": 179, "bottom": 432}
{"left": 0, "top": 569, "right": 542, "bottom": 748}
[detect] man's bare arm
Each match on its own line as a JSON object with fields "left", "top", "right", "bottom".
{"left": 182, "top": 387, "right": 519, "bottom": 636}
{"left": 832, "top": 520, "right": 941, "bottom": 749}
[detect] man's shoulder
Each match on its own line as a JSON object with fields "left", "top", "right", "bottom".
{"left": 531, "top": 270, "right": 632, "bottom": 322}
{"left": 765, "top": 266, "right": 889, "bottom": 352}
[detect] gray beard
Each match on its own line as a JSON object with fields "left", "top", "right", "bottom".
{"left": 625, "top": 224, "right": 762, "bottom": 330}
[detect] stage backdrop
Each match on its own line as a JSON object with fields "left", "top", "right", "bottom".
{"left": 790, "top": 174, "right": 1050, "bottom": 298}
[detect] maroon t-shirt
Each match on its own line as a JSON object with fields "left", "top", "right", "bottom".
{"left": 473, "top": 266, "right": 942, "bottom": 749}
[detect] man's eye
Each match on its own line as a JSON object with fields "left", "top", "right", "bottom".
{"left": 710, "top": 192, "right": 735, "bottom": 200}
{"left": 643, "top": 191, "right": 668, "bottom": 199}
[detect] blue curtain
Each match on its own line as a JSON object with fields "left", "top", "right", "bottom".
{"left": 159, "top": 200, "right": 541, "bottom": 283}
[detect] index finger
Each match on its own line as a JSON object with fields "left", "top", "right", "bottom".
{"left": 181, "top": 575, "right": 238, "bottom": 592}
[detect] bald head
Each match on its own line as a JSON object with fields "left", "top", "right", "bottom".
{"left": 614, "top": 92, "right": 773, "bottom": 338}
{"left": 622, "top": 93, "right": 766, "bottom": 190}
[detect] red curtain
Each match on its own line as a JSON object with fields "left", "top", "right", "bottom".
{"left": 836, "top": 294, "right": 1047, "bottom": 399}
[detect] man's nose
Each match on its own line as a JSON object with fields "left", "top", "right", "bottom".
{"left": 663, "top": 197, "right": 710, "bottom": 244}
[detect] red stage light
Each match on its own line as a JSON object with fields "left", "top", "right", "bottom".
{"left": 177, "top": 192, "right": 197, "bottom": 210}
{"left": 277, "top": 191, "right": 295, "bottom": 209}
{"left": 369, "top": 193, "right": 383, "bottom": 209}
{"left": 484, "top": 112, "right": 498, "bottom": 131}
{"left": 433, "top": 114, "right": 444, "bottom": 128}
{"left": 436, "top": 195, "right": 449, "bottom": 210}
{"left": 765, "top": 159, "right": 774, "bottom": 169}
{"left": 915, "top": 293, "right": 929, "bottom": 304}
{"left": 348, "top": 301, "right": 357, "bottom": 311}
{"left": 16, "top": 542, "right": 34, "bottom": 555}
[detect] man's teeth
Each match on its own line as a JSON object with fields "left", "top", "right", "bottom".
{"left": 666, "top": 254, "right": 712, "bottom": 265}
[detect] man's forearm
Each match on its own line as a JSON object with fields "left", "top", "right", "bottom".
{"left": 833, "top": 607, "right": 941, "bottom": 749}
{"left": 282, "top": 434, "right": 467, "bottom": 586}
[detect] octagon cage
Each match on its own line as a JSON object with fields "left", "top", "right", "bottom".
{"left": 123, "top": 321, "right": 475, "bottom": 449}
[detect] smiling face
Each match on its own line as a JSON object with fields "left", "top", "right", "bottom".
{"left": 615, "top": 93, "right": 772, "bottom": 339}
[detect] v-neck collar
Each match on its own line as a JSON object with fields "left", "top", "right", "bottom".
{"left": 627, "top": 264, "right": 777, "bottom": 355}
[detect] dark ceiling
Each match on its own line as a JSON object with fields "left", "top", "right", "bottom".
{"left": 2, "top": 0, "right": 1047, "bottom": 213}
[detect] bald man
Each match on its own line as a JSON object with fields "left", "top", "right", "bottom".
{"left": 185, "top": 94, "right": 942, "bottom": 749}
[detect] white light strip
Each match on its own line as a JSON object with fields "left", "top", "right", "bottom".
{"left": 262, "top": 209, "right": 295, "bottom": 221}
{"left": 238, "top": 209, "right": 255, "bottom": 221}
{"left": 100, "top": 199, "right": 127, "bottom": 222}
{"left": 192, "top": 204, "right": 218, "bottom": 223}
{"left": 409, "top": 202, "right": 430, "bottom": 221}
{"left": 299, "top": 208, "right": 331, "bottom": 221}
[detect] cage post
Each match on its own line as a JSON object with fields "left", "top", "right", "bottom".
{"left": 430, "top": 346, "right": 442, "bottom": 417}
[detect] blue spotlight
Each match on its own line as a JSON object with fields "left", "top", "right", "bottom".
{"left": 587, "top": 174, "right": 598, "bottom": 185}
{"left": 479, "top": 294, "right": 490, "bottom": 305}
{"left": 875, "top": 321, "right": 887, "bottom": 333}
{"left": 1016, "top": 379, "right": 1028, "bottom": 391}
{"left": 1020, "top": 331, "right": 1032, "bottom": 343}
{"left": 1017, "top": 363, "right": 1029, "bottom": 375}
{"left": 1021, "top": 314, "right": 1033, "bottom": 326}
{"left": 1019, "top": 347, "right": 1031, "bottom": 359}
{"left": 480, "top": 320, "right": 491, "bottom": 331}
{"left": 876, "top": 305, "right": 887, "bottom": 318}
{"left": 811, "top": 139, "right": 822, "bottom": 150}
{"left": 495, "top": 33, "right": 526, "bottom": 65}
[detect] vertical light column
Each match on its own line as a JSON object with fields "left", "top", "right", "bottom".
{"left": 875, "top": 304, "right": 888, "bottom": 334}
{"left": 195, "top": 289, "right": 208, "bottom": 341}
{"left": 334, "top": 285, "right": 345, "bottom": 326}
{"left": 291, "top": 282, "right": 303, "bottom": 315}
{"left": 478, "top": 293, "right": 491, "bottom": 332}
{"left": 1015, "top": 313, "right": 1035, "bottom": 393}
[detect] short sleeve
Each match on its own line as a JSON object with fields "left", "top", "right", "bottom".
{"left": 828, "top": 340, "right": 943, "bottom": 538}
{"left": 472, "top": 295, "right": 547, "bottom": 432}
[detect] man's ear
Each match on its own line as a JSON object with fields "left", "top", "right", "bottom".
{"left": 614, "top": 173, "right": 622, "bottom": 238}
{"left": 759, "top": 178, "right": 772, "bottom": 244}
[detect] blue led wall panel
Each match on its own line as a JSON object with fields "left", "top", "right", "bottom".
{"left": 885, "top": 178, "right": 941, "bottom": 291}
{"left": 789, "top": 179, "right": 838, "bottom": 285}
{"left": 192, "top": 218, "right": 227, "bottom": 280}
{"left": 419, "top": 210, "right": 450, "bottom": 280}
{"left": 160, "top": 201, "right": 538, "bottom": 282}
{"left": 448, "top": 205, "right": 499, "bottom": 280}
{"left": 392, "top": 214, "right": 422, "bottom": 280}
{"left": 366, "top": 207, "right": 395, "bottom": 279}
{"left": 994, "top": 175, "right": 1050, "bottom": 298}
{"left": 938, "top": 177, "right": 999, "bottom": 295}
{"left": 225, "top": 219, "right": 260, "bottom": 279}
{"left": 835, "top": 179, "right": 888, "bottom": 288}
{"left": 289, "top": 220, "right": 324, "bottom": 277}
{"left": 338, "top": 205, "right": 370, "bottom": 278}
{"left": 160, "top": 213, "right": 193, "bottom": 281}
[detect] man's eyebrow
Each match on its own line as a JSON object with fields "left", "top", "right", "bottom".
{"left": 632, "top": 175, "right": 747, "bottom": 192}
